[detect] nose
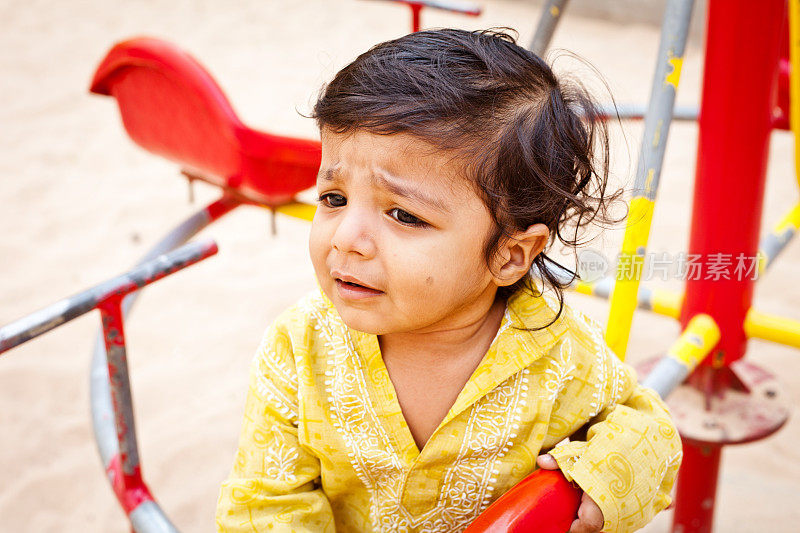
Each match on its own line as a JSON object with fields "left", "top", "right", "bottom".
{"left": 330, "top": 205, "right": 377, "bottom": 258}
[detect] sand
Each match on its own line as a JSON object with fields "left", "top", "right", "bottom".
{"left": 1, "top": 0, "right": 798, "bottom": 531}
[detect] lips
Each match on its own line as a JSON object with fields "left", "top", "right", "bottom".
{"left": 331, "top": 271, "right": 381, "bottom": 292}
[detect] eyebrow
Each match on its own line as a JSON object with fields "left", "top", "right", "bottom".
{"left": 317, "top": 167, "right": 451, "bottom": 214}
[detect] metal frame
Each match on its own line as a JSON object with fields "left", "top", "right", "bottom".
{"left": 529, "top": 0, "right": 569, "bottom": 56}
{"left": 89, "top": 195, "right": 239, "bottom": 531}
{"left": 604, "top": 0, "right": 695, "bottom": 361}
{"left": 369, "top": 0, "right": 482, "bottom": 33}
{"left": 1, "top": 237, "right": 223, "bottom": 531}
{"left": 532, "top": 0, "right": 798, "bottom": 531}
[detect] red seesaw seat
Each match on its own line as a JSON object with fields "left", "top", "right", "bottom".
{"left": 90, "top": 37, "right": 321, "bottom": 206}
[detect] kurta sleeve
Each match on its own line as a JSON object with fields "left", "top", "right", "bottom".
{"left": 216, "top": 320, "right": 336, "bottom": 532}
{"left": 544, "top": 315, "right": 683, "bottom": 533}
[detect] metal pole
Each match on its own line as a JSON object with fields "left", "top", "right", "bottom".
{"left": 595, "top": 102, "right": 697, "bottom": 122}
{"left": 90, "top": 196, "right": 238, "bottom": 532}
{"left": 378, "top": 1, "right": 482, "bottom": 34}
{"left": 605, "top": 0, "right": 695, "bottom": 360}
{"left": 789, "top": 0, "right": 800, "bottom": 191}
{"left": 529, "top": 0, "right": 569, "bottom": 56}
{"left": 673, "top": 1, "right": 787, "bottom": 531}
{"left": 410, "top": 2, "right": 422, "bottom": 32}
{"left": 98, "top": 296, "right": 145, "bottom": 493}
{"left": 0, "top": 240, "right": 219, "bottom": 355}
{"left": 641, "top": 314, "right": 720, "bottom": 399}
{"left": 757, "top": 203, "right": 800, "bottom": 272}
{"left": 677, "top": 442, "right": 723, "bottom": 532}
{"left": 680, "top": 0, "right": 785, "bottom": 377}
{"left": 0, "top": 238, "right": 221, "bottom": 531}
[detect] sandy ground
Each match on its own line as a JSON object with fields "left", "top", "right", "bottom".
{"left": 1, "top": 0, "right": 799, "bottom": 531}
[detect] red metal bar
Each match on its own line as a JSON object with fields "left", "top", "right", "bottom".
{"left": 675, "top": 1, "right": 786, "bottom": 531}
{"left": 774, "top": 13, "right": 792, "bottom": 131}
{"left": 674, "top": 442, "right": 722, "bottom": 533}
{"left": 680, "top": 0, "right": 785, "bottom": 373}
{"left": 382, "top": 1, "right": 482, "bottom": 33}
{"left": 410, "top": 2, "right": 422, "bottom": 32}
{"left": 99, "top": 295, "right": 156, "bottom": 514}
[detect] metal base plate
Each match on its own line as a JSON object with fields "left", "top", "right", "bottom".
{"left": 635, "top": 357, "right": 791, "bottom": 445}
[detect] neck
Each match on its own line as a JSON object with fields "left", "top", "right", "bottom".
{"left": 377, "top": 290, "right": 507, "bottom": 370}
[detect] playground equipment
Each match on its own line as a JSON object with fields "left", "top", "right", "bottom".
{"left": 368, "top": 0, "right": 482, "bottom": 33}
{"left": 1, "top": 0, "right": 798, "bottom": 531}
{"left": 532, "top": 0, "right": 797, "bottom": 532}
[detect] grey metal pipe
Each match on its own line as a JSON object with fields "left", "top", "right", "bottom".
{"left": 758, "top": 204, "right": 800, "bottom": 272}
{"left": 529, "top": 0, "right": 570, "bottom": 56}
{"left": 631, "top": 0, "right": 695, "bottom": 203}
{"left": 641, "top": 357, "right": 690, "bottom": 398}
{"left": 641, "top": 314, "right": 720, "bottom": 398}
{"left": 0, "top": 241, "right": 218, "bottom": 354}
{"left": 596, "top": 103, "right": 698, "bottom": 122}
{"left": 405, "top": 0, "right": 481, "bottom": 14}
{"left": 90, "top": 197, "right": 238, "bottom": 532}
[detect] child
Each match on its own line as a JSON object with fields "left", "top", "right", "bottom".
{"left": 216, "top": 28, "right": 682, "bottom": 533}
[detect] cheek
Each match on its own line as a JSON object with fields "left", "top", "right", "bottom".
{"left": 386, "top": 233, "right": 487, "bottom": 291}
{"left": 308, "top": 219, "right": 330, "bottom": 268}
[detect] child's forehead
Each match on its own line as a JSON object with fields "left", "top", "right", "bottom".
{"left": 318, "top": 129, "right": 474, "bottom": 195}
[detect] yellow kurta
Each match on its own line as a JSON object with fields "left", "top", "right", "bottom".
{"left": 216, "top": 286, "right": 682, "bottom": 533}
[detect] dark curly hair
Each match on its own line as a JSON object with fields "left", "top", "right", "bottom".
{"left": 310, "top": 28, "right": 622, "bottom": 330}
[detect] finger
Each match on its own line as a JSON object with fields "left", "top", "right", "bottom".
{"left": 568, "top": 516, "right": 603, "bottom": 533}
{"left": 570, "top": 494, "right": 604, "bottom": 533}
{"left": 536, "top": 454, "right": 558, "bottom": 470}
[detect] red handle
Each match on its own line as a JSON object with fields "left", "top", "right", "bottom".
{"left": 464, "top": 469, "right": 582, "bottom": 533}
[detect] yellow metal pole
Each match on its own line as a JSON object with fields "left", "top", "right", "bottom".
{"left": 572, "top": 277, "right": 682, "bottom": 319}
{"left": 640, "top": 313, "right": 719, "bottom": 398}
{"left": 651, "top": 287, "right": 683, "bottom": 319}
{"left": 757, "top": 202, "right": 800, "bottom": 272}
{"left": 744, "top": 308, "right": 800, "bottom": 349}
{"left": 274, "top": 201, "right": 317, "bottom": 222}
{"left": 666, "top": 313, "right": 720, "bottom": 369}
{"left": 604, "top": 0, "right": 693, "bottom": 360}
{"left": 605, "top": 196, "right": 655, "bottom": 360}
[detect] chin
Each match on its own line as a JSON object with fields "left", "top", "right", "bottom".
{"left": 330, "top": 305, "right": 379, "bottom": 334}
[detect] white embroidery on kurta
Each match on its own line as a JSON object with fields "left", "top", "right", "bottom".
{"left": 431, "top": 366, "right": 531, "bottom": 531}
{"left": 248, "top": 328, "right": 304, "bottom": 486}
{"left": 573, "top": 311, "right": 628, "bottom": 418}
{"left": 304, "top": 292, "right": 530, "bottom": 532}
{"left": 253, "top": 345, "right": 299, "bottom": 424}
{"left": 544, "top": 336, "right": 577, "bottom": 402}
{"left": 263, "top": 426, "right": 300, "bottom": 484}
{"left": 659, "top": 450, "right": 682, "bottom": 479}
{"left": 301, "top": 295, "right": 407, "bottom": 523}
{"left": 262, "top": 343, "right": 299, "bottom": 394}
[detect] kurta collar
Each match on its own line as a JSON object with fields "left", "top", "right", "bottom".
{"left": 315, "top": 285, "right": 569, "bottom": 430}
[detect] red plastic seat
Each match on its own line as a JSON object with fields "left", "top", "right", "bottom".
{"left": 90, "top": 37, "right": 321, "bottom": 206}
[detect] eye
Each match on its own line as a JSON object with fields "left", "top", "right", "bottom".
{"left": 388, "top": 207, "right": 428, "bottom": 227}
{"left": 317, "top": 193, "right": 346, "bottom": 208}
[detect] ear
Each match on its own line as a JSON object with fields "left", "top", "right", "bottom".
{"left": 491, "top": 223, "right": 550, "bottom": 286}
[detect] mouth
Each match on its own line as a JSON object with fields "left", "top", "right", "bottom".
{"left": 332, "top": 272, "right": 383, "bottom": 298}
{"left": 338, "top": 279, "right": 371, "bottom": 289}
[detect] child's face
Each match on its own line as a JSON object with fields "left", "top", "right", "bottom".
{"left": 309, "top": 128, "right": 504, "bottom": 335}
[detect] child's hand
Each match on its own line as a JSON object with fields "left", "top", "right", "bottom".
{"left": 536, "top": 454, "right": 605, "bottom": 533}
